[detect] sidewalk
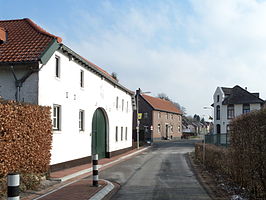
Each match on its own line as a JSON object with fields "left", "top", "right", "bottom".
{"left": 21, "top": 146, "right": 150, "bottom": 200}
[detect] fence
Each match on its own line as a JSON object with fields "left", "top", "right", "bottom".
{"left": 205, "top": 133, "right": 230, "bottom": 147}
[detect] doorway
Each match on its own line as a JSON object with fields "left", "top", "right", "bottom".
{"left": 92, "top": 108, "right": 107, "bottom": 159}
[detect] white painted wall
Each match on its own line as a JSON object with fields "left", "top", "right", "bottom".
{"left": 38, "top": 50, "right": 133, "bottom": 165}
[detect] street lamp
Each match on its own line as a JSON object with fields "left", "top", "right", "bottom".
{"left": 136, "top": 88, "right": 150, "bottom": 149}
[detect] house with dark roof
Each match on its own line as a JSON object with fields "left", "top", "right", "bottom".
{"left": 134, "top": 93, "right": 182, "bottom": 142}
{"left": 212, "top": 85, "right": 264, "bottom": 135}
{"left": 0, "top": 18, "right": 134, "bottom": 171}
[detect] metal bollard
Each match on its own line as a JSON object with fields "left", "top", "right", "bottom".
{"left": 92, "top": 154, "right": 99, "bottom": 187}
{"left": 7, "top": 173, "right": 20, "bottom": 200}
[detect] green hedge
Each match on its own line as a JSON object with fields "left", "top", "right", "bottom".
{"left": 0, "top": 100, "right": 52, "bottom": 197}
{"left": 195, "top": 108, "right": 266, "bottom": 199}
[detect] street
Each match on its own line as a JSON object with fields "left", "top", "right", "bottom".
{"left": 100, "top": 140, "right": 211, "bottom": 200}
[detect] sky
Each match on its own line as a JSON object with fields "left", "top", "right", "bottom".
{"left": 1, "top": 0, "right": 266, "bottom": 118}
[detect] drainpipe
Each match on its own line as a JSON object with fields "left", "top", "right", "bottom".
{"left": 10, "top": 65, "right": 40, "bottom": 102}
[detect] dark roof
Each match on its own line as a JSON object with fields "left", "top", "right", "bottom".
{"left": 141, "top": 94, "right": 182, "bottom": 114}
{"left": 0, "top": 18, "right": 62, "bottom": 64}
{"left": 222, "top": 85, "right": 264, "bottom": 105}
{"left": 221, "top": 87, "right": 232, "bottom": 95}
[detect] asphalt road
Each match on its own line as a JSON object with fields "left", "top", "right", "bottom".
{"left": 100, "top": 140, "right": 211, "bottom": 200}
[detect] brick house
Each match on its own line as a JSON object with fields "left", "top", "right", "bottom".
{"left": 135, "top": 94, "right": 182, "bottom": 142}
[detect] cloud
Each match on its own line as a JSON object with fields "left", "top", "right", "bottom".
{"left": 50, "top": 0, "right": 266, "bottom": 116}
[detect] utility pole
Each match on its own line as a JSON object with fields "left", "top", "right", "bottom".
{"left": 136, "top": 88, "right": 141, "bottom": 149}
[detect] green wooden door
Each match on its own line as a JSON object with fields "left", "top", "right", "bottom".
{"left": 92, "top": 108, "right": 106, "bottom": 159}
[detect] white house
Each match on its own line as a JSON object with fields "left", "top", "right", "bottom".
{"left": 0, "top": 18, "right": 134, "bottom": 171}
{"left": 212, "top": 85, "right": 264, "bottom": 135}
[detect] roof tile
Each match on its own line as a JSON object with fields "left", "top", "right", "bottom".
{"left": 142, "top": 94, "right": 182, "bottom": 114}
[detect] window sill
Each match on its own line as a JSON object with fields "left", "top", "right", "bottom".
{"left": 53, "top": 130, "right": 62, "bottom": 134}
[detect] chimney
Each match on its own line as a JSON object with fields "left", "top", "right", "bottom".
{"left": 245, "top": 87, "right": 247, "bottom": 90}
{"left": 0, "top": 27, "right": 7, "bottom": 44}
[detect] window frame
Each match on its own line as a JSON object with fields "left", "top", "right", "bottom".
{"left": 79, "top": 110, "right": 85, "bottom": 131}
{"left": 53, "top": 104, "right": 61, "bottom": 131}
{"left": 80, "top": 69, "right": 84, "bottom": 88}
{"left": 216, "top": 105, "right": 220, "bottom": 120}
{"left": 227, "top": 104, "right": 235, "bottom": 119}
{"left": 121, "top": 127, "right": 123, "bottom": 141}
{"left": 115, "top": 126, "right": 118, "bottom": 142}
{"left": 55, "top": 56, "right": 60, "bottom": 78}
{"left": 243, "top": 104, "right": 250, "bottom": 114}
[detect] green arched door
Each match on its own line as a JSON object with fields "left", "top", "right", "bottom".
{"left": 92, "top": 108, "right": 106, "bottom": 159}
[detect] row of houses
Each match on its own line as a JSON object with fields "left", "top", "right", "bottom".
{"left": 0, "top": 18, "right": 183, "bottom": 171}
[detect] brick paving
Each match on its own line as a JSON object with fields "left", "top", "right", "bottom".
{"left": 21, "top": 146, "right": 149, "bottom": 200}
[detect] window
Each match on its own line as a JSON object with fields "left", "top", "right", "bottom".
{"left": 216, "top": 124, "right": 221, "bottom": 134}
{"left": 158, "top": 124, "right": 161, "bottom": 133}
{"left": 216, "top": 105, "right": 220, "bottom": 120}
{"left": 55, "top": 56, "right": 60, "bottom": 78}
{"left": 116, "top": 97, "right": 119, "bottom": 109}
{"left": 171, "top": 125, "right": 173, "bottom": 132}
{"left": 115, "top": 126, "right": 118, "bottom": 142}
{"left": 217, "top": 95, "right": 220, "bottom": 102}
{"left": 53, "top": 105, "right": 61, "bottom": 130}
{"left": 80, "top": 70, "right": 84, "bottom": 88}
{"left": 126, "top": 101, "right": 128, "bottom": 113}
{"left": 144, "top": 112, "right": 148, "bottom": 119}
{"left": 122, "top": 99, "right": 124, "bottom": 111}
{"left": 227, "top": 105, "right": 234, "bottom": 119}
{"left": 166, "top": 113, "right": 169, "bottom": 119}
{"left": 243, "top": 104, "right": 250, "bottom": 114}
{"left": 125, "top": 127, "right": 128, "bottom": 140}
{"left": 121, "top": 127, "right": 123, "bottom": 141}
{"left": 171, "top": 114, "right": 173, "bottom": 119}
{"left": 158, "top": 112, "right": 161, "bottom": 119}
{"left": 178, "top": 125, "right": 181, "bottom": 132}
{"left": 79, "top": 110, "right": 84, "bottom": 131}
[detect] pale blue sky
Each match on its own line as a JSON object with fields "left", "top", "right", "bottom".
{"left": 1, "top": 0, "right": 266, "bottom": 117}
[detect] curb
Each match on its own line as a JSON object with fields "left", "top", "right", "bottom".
{"left": 89, "top": 180, "right": 114, "bottom": 200}
{"left": 51, "top": 146, "right": 150, "bottom": 182}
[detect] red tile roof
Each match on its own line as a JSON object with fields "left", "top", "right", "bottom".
{"left": 142, "top": 94, "right": 182, "bottom": 114}
{"left": 0, "top": 18, "right": 62, "bottom": 64}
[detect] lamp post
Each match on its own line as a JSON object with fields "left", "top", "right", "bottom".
{"left": 136, "top": 88, "right": 150, "bottom": 149}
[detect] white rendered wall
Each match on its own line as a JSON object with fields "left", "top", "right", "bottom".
{"left": 38, "top": 50, "right": 132, "bottom": 165}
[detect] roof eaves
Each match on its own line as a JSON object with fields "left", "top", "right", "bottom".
{"left": 60, "top": 44, "right": 134, "bottom": 95}
{"left": 39, "top": 38, "right": 60, "bottom": 65}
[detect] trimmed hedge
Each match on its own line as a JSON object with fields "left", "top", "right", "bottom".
{"left": 195, "top": 108, "right": 266, "bottom": 199}
{"left": 0, "top": 100, "right": 52, "bottom": 177}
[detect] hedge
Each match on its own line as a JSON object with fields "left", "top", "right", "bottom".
{"left": 0, "top": 100, "right": 52, "bottom": 176}
{"left": 195, "top": 108, "right": 266, "bottom": 199}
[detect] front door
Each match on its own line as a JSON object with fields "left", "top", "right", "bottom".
{"left": 92, "top": 108, "right": 106, "bottom": 159}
